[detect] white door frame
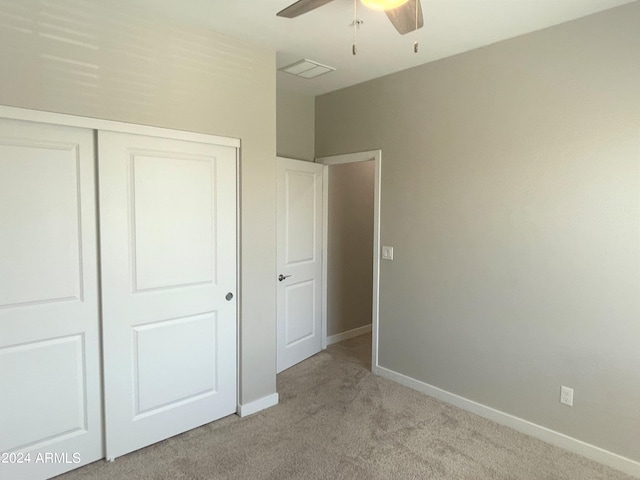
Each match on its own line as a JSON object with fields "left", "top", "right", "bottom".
{"left": 0, "top": 106, "right": 239, "bottom": 148}
{"left": 315, "top": 150, "right": 382, "bottom": 373}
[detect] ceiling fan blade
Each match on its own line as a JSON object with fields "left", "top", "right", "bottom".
{"left": 277, "top": 0, "right": 335, "bottom": 18}
{"left": 385, "top": 0, "right": 424, "bottom": 35}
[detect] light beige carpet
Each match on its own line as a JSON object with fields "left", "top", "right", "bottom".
{"left": 58, "top": 335, "right": 633, "bottom": 480}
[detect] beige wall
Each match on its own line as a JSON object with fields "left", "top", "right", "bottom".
{"left": 316, "top": 2, "right": 640, "bottom": 463}
{"left": 276, "top": 89, "right": 315, "bottom": 161}
{"left": 0, "top": 0, "right": 277, "bottom": 405}
{"left": 327, "top": 161, "right": 375, "bottom": 336}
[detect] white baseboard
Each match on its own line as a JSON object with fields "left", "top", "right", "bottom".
{"left": 237, "top": 392, "right": 279, "bottom": 418}
{"left": 376, "top": 366, "right": 640, "bottom": 478}
{"left": 327, "top": 324, "right": 372, "bottom": 346}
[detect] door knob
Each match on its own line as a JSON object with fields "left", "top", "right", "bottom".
{"left": 225, "top": 292, "right": 233, "bottom": 301}
{"left": 278, "top": 274, "right": 291, "bottom": 282}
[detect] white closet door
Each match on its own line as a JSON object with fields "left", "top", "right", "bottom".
{"left": 98, "top": 131, "right": 237, "bottom": 460}
{"left": 0, "top": 119, "right": 103, "bottom": 480}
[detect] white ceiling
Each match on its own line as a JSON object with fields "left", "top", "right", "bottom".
{"left": 128, "top": 0, "right": 636, "bottom": 96}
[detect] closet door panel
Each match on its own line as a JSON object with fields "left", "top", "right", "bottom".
{"left": 0, "top": 119, "right": 103, "bottom": 480}
{"left": 98, "top": 131, "right": 237, "bottom": 460}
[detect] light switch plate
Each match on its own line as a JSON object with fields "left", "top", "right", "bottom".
{"left": 382, "top": 246, "right": 394, "bottom": 260}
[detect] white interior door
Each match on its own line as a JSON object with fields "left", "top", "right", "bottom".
{"left": 99, "top": 131, "right": 237, "bottom": 460}
{"left": 276, "top": 157, "right": 323, "bottom": 373}
{"left": 0, "top": 119, "right": 103, "bottom": 479}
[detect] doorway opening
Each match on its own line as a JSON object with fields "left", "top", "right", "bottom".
{"left": 316, "top": 150, "right": 381, "bottom": 372}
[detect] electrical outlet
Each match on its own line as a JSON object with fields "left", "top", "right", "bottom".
{"left": 560, "top": 386, "right": 574, "bottom": 406}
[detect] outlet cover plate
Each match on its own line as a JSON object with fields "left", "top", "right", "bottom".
{"left": 560, "top": 386, "right": 574, "bottom": 406}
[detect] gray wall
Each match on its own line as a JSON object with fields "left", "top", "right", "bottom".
{"left": 0, "top": 0, "right": 277, "bottom": 405}
{"left": 276, "top": 89, "right": 315, "bottom": 161}
{"left": 316, "top": 2, "right": 640, "bottom": 463}
{"left": 327, "top": 161, "right": 375, "bottom": 336}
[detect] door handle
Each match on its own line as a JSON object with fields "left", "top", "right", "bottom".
{"left": 225, "top": 292, "right": 233, "bottom": 301}
{"left": 278, "top": 274, "right": 291, "bottom": 282}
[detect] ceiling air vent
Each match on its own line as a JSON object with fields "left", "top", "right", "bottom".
{"left": 279, "top": 59, "right": 335, "bottom": 79}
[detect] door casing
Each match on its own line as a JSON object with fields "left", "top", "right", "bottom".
{"left": 316, "top": 150, "right": 382, "bottom": 372}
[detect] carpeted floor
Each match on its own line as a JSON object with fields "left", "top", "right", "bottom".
{"left": 57, "top": 333, "right": 634, "bottom": 480}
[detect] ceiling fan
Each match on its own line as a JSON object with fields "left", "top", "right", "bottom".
{"left": 277, "top": 0, "right": 424, "bottom": 35}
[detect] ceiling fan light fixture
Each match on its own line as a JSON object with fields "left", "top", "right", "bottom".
{"left": 361, "top": 0, "right": 410, "bottom": 11}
